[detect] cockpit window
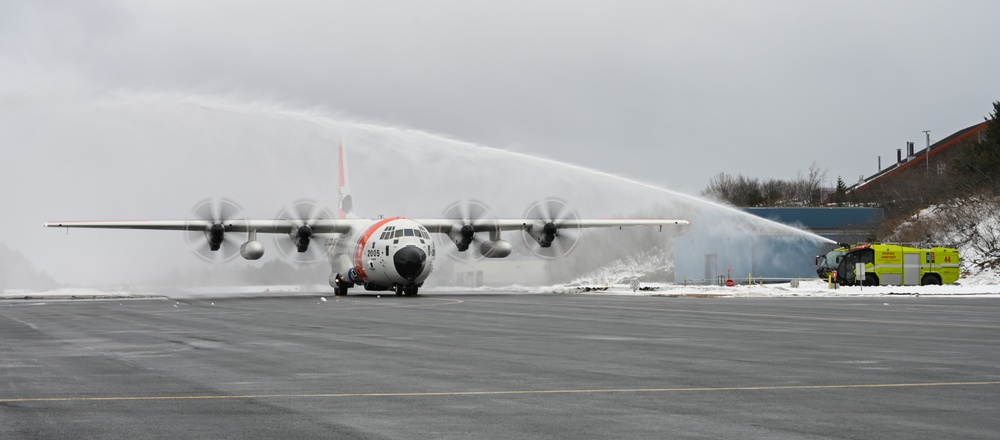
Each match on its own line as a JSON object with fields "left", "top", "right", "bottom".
{"left": 395, "top": 230, "right": 404, "bottom": 238}
{"left": 420, "top": 230, "right": 430, "bottom": 239}
{"left": 404, "top": 229, "right": 415, "bottom": 237}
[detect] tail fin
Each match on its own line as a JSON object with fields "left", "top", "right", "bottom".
{"left": 337, "top": 142, "right": 355, "bottom": 219}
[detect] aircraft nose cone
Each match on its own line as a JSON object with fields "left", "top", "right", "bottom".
{"left": 394, "top": 246, "right": 426, "bottom": 281}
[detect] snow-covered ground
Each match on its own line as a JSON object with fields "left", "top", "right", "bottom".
{"left": 547, "top": 277, "right": 1000, "bottom": 298}
{"left": 4, "top": 272, "right": 998, "bottom": 300}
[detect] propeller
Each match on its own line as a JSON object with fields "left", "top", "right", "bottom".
{"left": 273, "top": 199, "right": 336, "bottom": 264}
{"left": 521, "top": 198, "right": 581, "bottom": 259}
{"left": 184, "top": 197, "right": 245, "bottom": 262}
{"left": 441, "top": 200, "right": 500, "bottom": 261}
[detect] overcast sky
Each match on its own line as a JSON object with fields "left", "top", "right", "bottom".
{"left": 2, "top": 1, "right": 999, "bottom": 284}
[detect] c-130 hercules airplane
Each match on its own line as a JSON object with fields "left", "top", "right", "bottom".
{"left": 46, "top": 145, "right": 689, "bottom": 296}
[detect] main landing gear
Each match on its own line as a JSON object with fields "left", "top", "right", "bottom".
{"left": 333, "top": 275, "right": 349, "bottom": 296}
{"left": 394, "top": 285, "right": 419, "bottom": 296}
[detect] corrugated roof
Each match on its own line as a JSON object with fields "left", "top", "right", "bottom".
{"left": 853, "top": 121, "right": 988, "bottom": 191}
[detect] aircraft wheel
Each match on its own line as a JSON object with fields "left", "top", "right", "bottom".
{"left": 395, "top": 286, "right": 404, "bottom": 296}
{"left": 333, "top": 277, "right": 348, "bottom": 296}
{"left": 404, "top": 285, "right": 418, "bottom": 296}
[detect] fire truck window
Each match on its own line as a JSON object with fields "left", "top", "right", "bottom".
{"left": 843, "top": 252, "right": 861, "bottom": 274}
{"left": 861, "top": 249, "right": 875, "bottom": 264}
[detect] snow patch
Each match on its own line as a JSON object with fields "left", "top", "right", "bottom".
{"left": 0, "top": 288, "right": 149, "bottom": 299}
{"left": 569, "top": 249, "right": 673, "bottom": 285}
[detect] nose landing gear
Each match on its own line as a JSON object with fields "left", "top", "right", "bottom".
{"left": 394, "top": 285, "right": 419, "bottom": 296}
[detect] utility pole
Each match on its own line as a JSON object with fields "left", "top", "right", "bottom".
{"left": 923, "top": 130, "right": 931, "bottom": 175}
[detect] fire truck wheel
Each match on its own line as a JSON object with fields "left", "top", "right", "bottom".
{"left": 921, "top": 274, "right": 942, "bottom": 286}
{"left": 862, "top": 274, "right": 879, "bottom": 287}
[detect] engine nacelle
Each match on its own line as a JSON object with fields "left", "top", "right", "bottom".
{"left": 449, "top": 224, "right": 476, "bottom": 251}
{"left": 206, "top": 223, "right": 226, "bottom": 251}
{"left": 527, "top": 221, "right": 557, "bottom": 248}
{"left": 293, "top": 224, "right": 313, "bottom": 252}
{"left": 240, "top": 240, "right": 265, "bottom": 260}
{"left": 479, "top": 240, "right": 512, "bottom": 258}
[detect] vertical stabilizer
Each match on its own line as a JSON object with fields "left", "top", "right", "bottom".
{"left": 338, "top": 142, "right": 355, "bottom": 219}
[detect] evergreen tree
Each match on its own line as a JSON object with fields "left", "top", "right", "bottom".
{"left": 836, "top": 176, "right": 847, "bottom": 193}
{"left": 833, "top": 176, "right": 847, "bottom": 206}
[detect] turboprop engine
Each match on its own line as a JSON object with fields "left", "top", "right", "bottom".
{"left": 186, "top": 197, "right": 248, "bottom": 262}
{"left": 442, "top": 200, "right": 502, "bottom": 256}
{"left": 521, "top": 199, "right": 581, "bottom": 259}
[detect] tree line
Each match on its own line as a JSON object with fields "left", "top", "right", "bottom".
{"left": 702, "top": 162, "right": 828, "bottom": 207}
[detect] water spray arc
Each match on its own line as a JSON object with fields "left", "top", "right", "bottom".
{"left": 43, "top": 91, "right": 837, "bottom": 286}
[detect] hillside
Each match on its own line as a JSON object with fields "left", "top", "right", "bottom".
{"left": 885, "top": 194, "right": 1000, "bottom": 276}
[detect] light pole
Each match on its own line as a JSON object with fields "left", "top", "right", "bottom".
{"left": 924, "top": 130, "right": 931, "bottom": 175}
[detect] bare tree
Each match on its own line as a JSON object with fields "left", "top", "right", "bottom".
{"left": 702, "top": 163, "right": 830, "bottom": 207}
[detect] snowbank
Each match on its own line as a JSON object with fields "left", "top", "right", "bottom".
{"left": 0, "top": 288, "right": 152, "bottom": 299}
{"left": 543, "top": 279, "right": 1000, "bottom": 298}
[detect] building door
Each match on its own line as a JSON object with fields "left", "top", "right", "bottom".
{"left": 704, "top": 254, "right": 717, "bottom": 283}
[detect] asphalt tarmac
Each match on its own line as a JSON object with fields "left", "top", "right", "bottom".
{"left": 2, "top": 292, "right": 998, "bottom": 439}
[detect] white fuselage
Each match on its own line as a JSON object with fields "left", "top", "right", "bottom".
{"left": 330, "top": 218, "right": 435, "bottom": 290}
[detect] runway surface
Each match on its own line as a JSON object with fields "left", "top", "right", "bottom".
{"left": 2, "top": 292, "right": 999, "bottom": 439}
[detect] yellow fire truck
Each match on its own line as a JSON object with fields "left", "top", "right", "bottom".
{"left": 834, "top": 243, "right": 960, "bottom": 286}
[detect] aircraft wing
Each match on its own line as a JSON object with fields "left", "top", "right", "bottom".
{"left": 43, "top": 219, "right": 361, "bottom": 234}
{"left": 414, "top": 218, "right": 690, "bottom": 234}
{"left": 506, "top": 218, "right": 690, "bottom": 230}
